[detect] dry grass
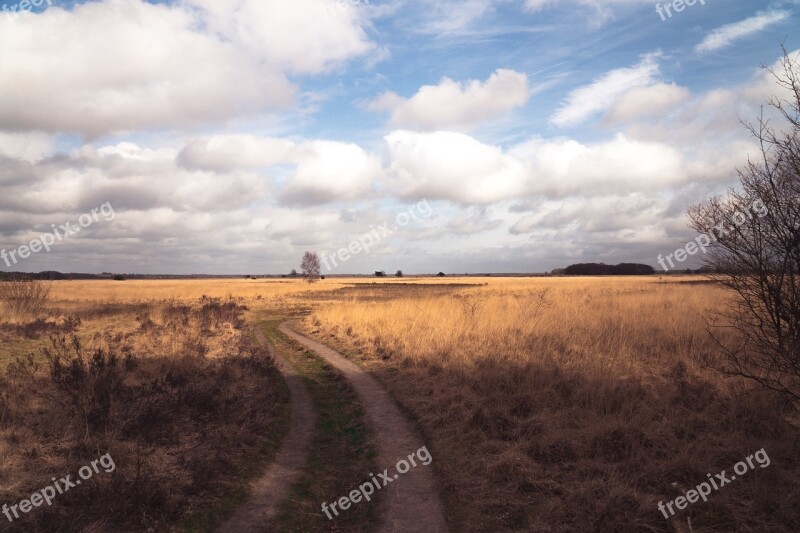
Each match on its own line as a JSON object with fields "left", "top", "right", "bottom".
{"left": 303, "top": 276, "right": 800, "bottom": 532}
{"left": 2, "top": 276, "right": 797, "bottom": 531}
{"left": 0, "top": 297, "right": 290, "bottom": 532}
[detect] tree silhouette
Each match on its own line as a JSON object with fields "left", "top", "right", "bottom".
{"left": 688, "top": 47, "right": 800, "bottom": 407}
{"left": 301, "top": 252, "right": 321, "bottom": 283}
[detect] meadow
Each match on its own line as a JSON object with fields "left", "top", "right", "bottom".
{"left": 0, "top": 276, "right": 797, "bottom": 531}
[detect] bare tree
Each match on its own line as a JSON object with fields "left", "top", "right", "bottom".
{"left": 0, "top": 274, "right": 52, "bottom": 319}
{"left": 301, "top": 252, "right": 321, "bottom": 283}
{"left": 688, "top": 47, "right": 800, "bottom": 407}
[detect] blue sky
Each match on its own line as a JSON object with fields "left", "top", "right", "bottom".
{"left": 0, "top": 0, "right": 798, "bottom": 274}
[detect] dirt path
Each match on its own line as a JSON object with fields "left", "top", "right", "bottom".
{"left": 218, "top": 326, "right": 317, "bottom": 533}
{"left": 279, "top": 321, "right": 449, "bottom": 533}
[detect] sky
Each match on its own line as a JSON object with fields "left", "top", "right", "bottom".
{"left": 0, "top": 0, "right": 798, "bottom": 275}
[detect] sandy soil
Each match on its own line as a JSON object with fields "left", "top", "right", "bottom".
{"left": 280, "top": 321, "right": 448, "bottom": 533}
{"left": 218, "top": 327, "right": 317, "bottom": 533}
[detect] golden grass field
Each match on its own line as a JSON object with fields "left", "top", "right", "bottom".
{"left": 300, "top": 276, "right": 799, "bottom": 531}
{"left": 1, "top": 276, "right": 799, "bottom": 532}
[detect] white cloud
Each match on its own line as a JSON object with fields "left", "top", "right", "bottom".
{"left": 509, "top": 194, "right": 662, "bottom": 235}
{"left": 695, "top": 11, "right": 790, "bottom": 54}
{"left": 385, "top": 130, "right": 528, "bottom": 203}
{"left": 511, "top": 134, "right": 687, "bottom": 196}
{"left": 524, "top": 0, "right": 650, "bottom": 9}
{"left": 278, "top": 141, "right": 383, "bottom": 206}
{"left": 385, "top": 130, "right": 694, "bottom": 204}
{"left": 415, "top": 0, "right": 495, "bottom": 36}
{"left": 0, "top": 0, "right": 373, "bottom": 138}
{"left": 177, "top": 134, "right": 381, "bottom": 205}
{"left": 604, "top": 83, "right": 691, "bottom": 124}
{"left": 551, "top": 54, "right": 660, "bottom": 127}
{"left": 369, "top": 69, "right": 530, "bottom": 131}
{"left": 178, "top": 135, "right": 297, "bottom": 171}
{"left": 742, "top": 49, "right": 800, "bottom": 107}
{"left": 0, "top": 132, "right": 55, "bottom": 162}
{"left": 183, "top": 0, "right": 374, "bottom": 74}
{"left": 524, "top": 0, "right": 655, "bottom": 25}
{"left": 446, "top": 207, "right": 503, "bottom": 235}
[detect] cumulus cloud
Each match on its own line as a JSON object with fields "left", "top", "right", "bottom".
{"left": 0, "top": 0, "right": 793, "bottom": 274}
{"left": 0, "top": 136, "right": 381, "bottom": 273}
{"left": 742, "top": 48, "right": 800, "bottom": 108}
{"left": 604, "top": 83, "right": 692, "bottom": 124}
{"left": 183, "top": 0, "right": 374, "bottom": 74}
{"left": 384, "top": 130, "right": 700, "bottom": 204}
{"left": 385, "top": 130, "right": 528, "bottom": 203}
{"left": 0, "top": 0, "right": 373, "bottom": 138}
{"left": 511, "top": 134, "right": 687, "bottom": 196}
{"left": 695, "top": 11, "right": 790, "bottom": 54}
{"left": 551, "top": 54, "right": 660, "bottom": 127}
{"left": 369, "top": 69, "right": 530, "bottom": 130}
{"left": 509, "top": 194, "right": 662, "bottom": 235}
{"left": 178, "top": 136, "right": 297, "bottom": 172}
{"left": 0, "top": 132, "right": 55, "bottom": 162}
{"left": 177, "top": 134, "right": 382, "bottom": 206}
{"left": 278, "top": 141, "right": 383, "bottom": 206}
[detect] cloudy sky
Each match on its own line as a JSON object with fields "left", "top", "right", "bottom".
{"left": 0, "top": 0, "right": 798, "bottom": 275}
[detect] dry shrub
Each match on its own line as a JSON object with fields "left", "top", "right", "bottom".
{"left": 0, "top": 276, "right": 52, "bottom": 320}
{"left": 0, "top": 300, "right": 287, "bottom": 532}
{"left": 0, "top": 316, "right": 81, "bottom": 339}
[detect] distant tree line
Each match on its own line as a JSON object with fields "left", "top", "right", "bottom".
{"left": 563, "top": 263, "right": 655, "bottom": 276}
{"left": 0, "top": 271, "right": 98, "bottom": 280}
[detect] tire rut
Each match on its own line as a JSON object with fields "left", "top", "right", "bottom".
{"left": 218, "top": 326, "right": 317, "bottom": 533}
{"left": 279, "top": 321, "right": 448, "bottom": 533}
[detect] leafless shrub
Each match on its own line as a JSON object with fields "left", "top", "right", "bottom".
{"left": 688, "top": 47, "right": 800, "bottom": 408}
{"left": 45, "top": 335, "right": 135, "bottom": 440}
{"left": 522, "top": 288, "right": 553, "bottom": 325}
{"left": 0, "top": 274, "right": 52, "bottom": 318}
{"left": 459, "top": 296, "right": 485, "bottom": 319}
{"left": 0, "top": 316, "right": 81, "bottom": 339}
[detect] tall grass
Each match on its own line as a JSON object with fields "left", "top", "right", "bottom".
{"left": 306, "top": 278, "right": 800, "bottom": 532}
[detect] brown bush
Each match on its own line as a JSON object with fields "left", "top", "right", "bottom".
{"left": 0, "top": 275, "right": 52, "bottom": 319}
{"left": 0, "top": 300, "right": 287, "bottom": 532}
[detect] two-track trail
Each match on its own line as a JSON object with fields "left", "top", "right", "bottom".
{"left": 279, "top": 321, "right": 448, "bottom": 533}
{"left": 218, "top": 327, "right": 317, "bottom": 533}
{"left": 220, "top": 320, "right": 448, "bottom": 532}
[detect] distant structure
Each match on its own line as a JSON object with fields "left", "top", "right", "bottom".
{"left": 375, "top": 271, "right": 386, "bottom": 277}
